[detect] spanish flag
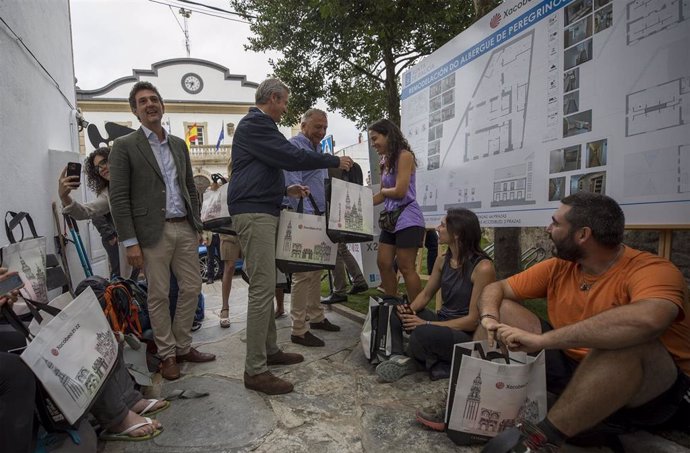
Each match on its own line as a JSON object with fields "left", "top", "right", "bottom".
{"left": 185, "top": 124, "right": 198, "bottom": 148}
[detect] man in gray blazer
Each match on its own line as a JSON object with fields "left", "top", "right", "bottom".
{"left": 109, "top": 81, "right": 215, "bottom": 380}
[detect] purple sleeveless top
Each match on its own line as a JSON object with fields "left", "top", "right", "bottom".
{"left": 381, "top": 167, "right": 425, "bottom": 232}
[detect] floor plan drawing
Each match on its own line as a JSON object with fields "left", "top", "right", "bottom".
{"left": 623, "top": 144, "right": 690, "bottom": 196}
{"left": 627, "top": 0, "right": 689, "bottom": 45}
{"left": 442, "top": 31, "right": 534, "bottom": 165}
{"left": 626, "top": 76, "right": 690, "bottom": 136}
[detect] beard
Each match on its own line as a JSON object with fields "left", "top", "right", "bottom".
{"left": 551, "top": 232, "right": 583, "bottom": 262}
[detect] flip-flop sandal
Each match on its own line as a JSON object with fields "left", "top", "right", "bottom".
{"left": 100, "top": 417, "right": 163, "bottom": 442}
{"left": 138, "top": 398, "right": 171, "bottom": 417}
{"left": 165, "top": 389, "right": 210, "bottom": 401}
{"left": 275, "top": 311, "right": 286, "bottom": 319}
{"left": 220, "top": 308, "right": 230, "bottom": 328}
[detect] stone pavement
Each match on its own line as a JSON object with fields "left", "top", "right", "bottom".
{"left": 99, "top": 278, "right": 689, "bottom": 453}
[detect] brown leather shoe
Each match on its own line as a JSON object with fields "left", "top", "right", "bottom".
{"left": 160, "top": 357, "right": 180, "bottom": 380}
{"left": 266, "top": 350, "right": 304, "bottom": 365}
{"left": 176, "top": 347, "right": 216, "bottom": 363}
{"left": 244, "top": 371, "right": 294, "bottom": 395}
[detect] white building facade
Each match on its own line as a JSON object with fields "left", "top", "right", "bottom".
{"left": 76, "top": 58, "right": 295, "bottom": 193}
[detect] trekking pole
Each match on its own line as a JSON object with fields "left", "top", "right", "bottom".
{"left": 64, "top": 215, "right": 93, "bottom": 277}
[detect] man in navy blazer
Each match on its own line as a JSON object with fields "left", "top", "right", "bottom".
{"left": 110, "top": 81, "right": 215, "bottom": 381}
{"left": 228, "top": 78, "right": 353, "bottom": 394}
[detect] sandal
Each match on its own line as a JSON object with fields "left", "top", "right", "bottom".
{"left": 100, "top": 417, "right": 162, "bottom": 442}
{"left": 220, "top": 308, "right": 230, "bottom": 328}
{"left": 137, "top": 398, "right": 171, "bottom": 417}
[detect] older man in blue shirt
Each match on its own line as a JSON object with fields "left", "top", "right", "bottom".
{"left": 284, "top": 109, "right": 342, "bottom": 347}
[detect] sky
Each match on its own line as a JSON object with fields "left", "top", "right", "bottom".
{"left": 70, "top": 0, "right": 361, "bottom": 149}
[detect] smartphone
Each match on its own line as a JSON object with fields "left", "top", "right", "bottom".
{"left": 0, "top": 273, "right": 23, "bottom": 297}
{"left": 66, "top": 162, "right": 82, "bottom": 181}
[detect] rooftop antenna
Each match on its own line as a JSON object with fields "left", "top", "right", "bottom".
{"left": 179, "top": 8, "right": 192, "bottom": 57}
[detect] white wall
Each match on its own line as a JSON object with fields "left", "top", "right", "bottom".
{"left": 0, "top": 1, "right": 79, "bottom": 251}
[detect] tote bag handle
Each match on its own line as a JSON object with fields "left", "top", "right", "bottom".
{"left": 4, "top": 211, "right": 39, "bottom": 244}
{"left": 296, "top": 193, "right": 323, "bottom": 216}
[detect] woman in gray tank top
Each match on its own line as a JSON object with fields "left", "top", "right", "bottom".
{"left": 375, "top": 208, "right": 496, "bottom": 383}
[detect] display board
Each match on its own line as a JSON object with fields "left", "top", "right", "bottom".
{"left": 401, "top": 0, "right": 690, "bottom": 227}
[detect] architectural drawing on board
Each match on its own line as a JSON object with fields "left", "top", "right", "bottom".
{"left": 623, "top": 144, "right": 690, "bottom": 197}
{"left": 426, "top": 73, "right": 456, "bottom": 170}
{"left": 490, "top": 156, "right": 536, "bottom": 207}
{"left": 626, "top": 77, "right": 690, "bottom": 136}
{"left": 626, "top": 0, "right": 689, "bottom": 45}
{"left": 442, "top": 31, "right": 534, "bottom": 165}
{"left": 444, "top": 170, "right": 482, "bottom": 209}
{"left": 420, "top": 183, "right": 438, "bottom": 212}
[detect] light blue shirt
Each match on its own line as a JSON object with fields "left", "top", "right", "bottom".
{"left": 140, "top": 125, "right": 187, "bottom": 219}
{"left": 284, "top": 133, "right": 327, "bottom": 214}
{"left": 122, "top": 126, "right": 187, "bottom": 248}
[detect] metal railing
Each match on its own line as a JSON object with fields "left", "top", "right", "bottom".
{"left": 188, "top": 144, "right": 231, "bottom": 162}
{"left": 482, "top": 243, "right": 547, "bottom": 269}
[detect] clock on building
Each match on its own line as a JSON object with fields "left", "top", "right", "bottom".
{"left": 181, "top": 72, "right": 203, "bottom": 94}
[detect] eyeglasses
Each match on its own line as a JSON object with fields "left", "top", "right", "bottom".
{"left": 95, "top": 158, "right": 108, "bottom": 171}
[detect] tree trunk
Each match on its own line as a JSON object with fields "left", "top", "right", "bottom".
{"left": 493, "top": 227, "right": 522, "bottom": 280}
{"left": 383, "top": 48, "right": 401, "bottom": 126}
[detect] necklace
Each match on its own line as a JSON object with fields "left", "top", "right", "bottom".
{"left": 579, "top": 245, "right": 624, "bottom": 291}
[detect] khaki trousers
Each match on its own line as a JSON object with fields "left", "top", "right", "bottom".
{"left": 233, "top": 213, "right": 280, "bottom": 375}
{"left": 142, "top": 221, "right": 201, "bottom": 359}
{"left": 290, "top": 270, "right": 325, "bottom": 336}
{"left": 333, "top": 243, "right": 367, "bottom": 294}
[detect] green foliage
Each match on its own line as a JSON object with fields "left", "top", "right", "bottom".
{"left": 231, "top": 0, "right": 478, "bottom": 128}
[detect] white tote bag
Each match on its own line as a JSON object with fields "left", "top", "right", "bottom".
{"left": 326, "top": 178, "right": 374, "bottom": 243}
{"left": 21, "top": 287, "right": 118, "bottom": 425}
{"left": 2, "top": 211, "right": 49, "bottom": 315}
{"left": 275, "top": 195, "right": 337, "bottom": 273}
{"left": 201, "top": 185, "right": 234, "bottom": 234}
{"left": 446, "top": 340, "right": 547, "bottom": 446}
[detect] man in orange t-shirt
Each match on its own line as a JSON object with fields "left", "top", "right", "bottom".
{"left": 479, "top": 192, "right": 689, "bottom": 453}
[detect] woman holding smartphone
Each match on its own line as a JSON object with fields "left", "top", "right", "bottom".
{"left": 58, "top": 147, "right": 130, "bottom": 278}
{"left": 375, "top": 208, "right": 496, "bottom": 383}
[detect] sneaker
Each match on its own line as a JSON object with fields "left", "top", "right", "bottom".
{"left": 310, "top": 318, "right": 341, "bottom": 331}
{"left": 291, "top": 331, "right": 325, "bottom": 347}
{"left": 416, "top": 407, "right": 446, "bottom": 432}
{"left": 429, "top": 361, "right": 451, "bottom": 381}
{"left": 375, "top": 355, "right": 419, "bottom": 382}
{"left": 348, "top": 283, "right": 369, "bottom": 294}
{"left": 321, "top": 293, "right": 347, "bottom": 305}
{"left": 481, "top": 422, "right": 560, "bottom": 453}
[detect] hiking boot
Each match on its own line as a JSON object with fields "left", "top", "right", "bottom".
{"left": 321, "top": 293, "right": 347, "bottom": 305}
{"left": 310, "top": 318, "right": 341, "bottom": 331}
{"left": 416, "top": 407, "right": 447, "bottom": 432}
{"left": 348, "top": 283, "right": 369, "bottom": 294}
{"left": 266, "top": 350, "right": 304, "bottom": 365}
{"left": 291, "top": 331, "right": 325, "bottom": 347}
{"left": 375, "top": 355, "right": 419, "bottom": 382}
{"left": 481, "top": 422, "right": 560, "bottom": 453}
{"left": 244, "top": 371, "right": 293, "bottom": 395}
